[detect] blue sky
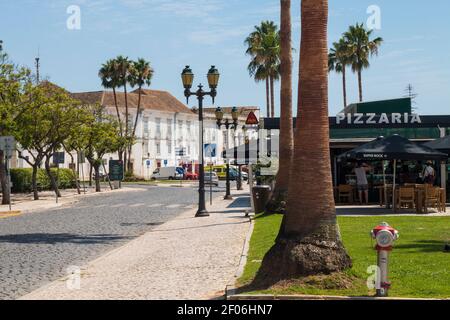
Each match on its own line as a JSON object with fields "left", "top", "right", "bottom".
{"left": 1, "top": 0, "right": 450, "bottom": 115}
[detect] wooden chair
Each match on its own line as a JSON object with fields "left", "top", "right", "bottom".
{"left": 397, "top": 187, "right": 415, "bottom": 210}
{"left": 439, "top": 188, "right": 446, "bottom": 213}
{"left": 424, "top": 186, "right": 440, "bottom": 213}
{"left": 338, "top": 185, "right": 353, "bottom": 204}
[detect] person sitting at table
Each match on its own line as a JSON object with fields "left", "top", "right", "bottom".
{"left": 354, "top": 161, "right": 371, "bottom": 205}
{"left": 423, "top": 161, "right": 436, "bottom": 185}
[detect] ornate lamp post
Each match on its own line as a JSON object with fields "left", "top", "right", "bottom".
{"left": 181, "top": 65, "right": 220, "bottom": 217}
{"left": 215, "top": 106, "right": 240, "bottom": 199}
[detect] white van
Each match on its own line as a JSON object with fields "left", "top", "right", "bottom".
{"left": 151, "top": 167, "right": 184, "bottom": 180}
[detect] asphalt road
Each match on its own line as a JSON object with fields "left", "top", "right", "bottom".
{"left": 0, "top": 183, "right": 230, "bottom": 300}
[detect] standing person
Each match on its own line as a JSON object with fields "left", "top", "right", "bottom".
{"left": 423, "top": 161, "right": 436, "bottom": 185}
{"left": 354, "top": 161, "right": 371, "bottom": 205}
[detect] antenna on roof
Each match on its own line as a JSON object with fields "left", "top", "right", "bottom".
{"left": 35, "top": 46, "right": 40, "bottom": 84}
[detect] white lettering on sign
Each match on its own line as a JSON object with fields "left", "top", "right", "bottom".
{"left": 335, "top": 113, "right": 422, "bottom": 125}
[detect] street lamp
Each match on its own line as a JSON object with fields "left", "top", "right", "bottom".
{"left": 181, "top": 65, "right": 220, "bottom": 217}
{"left": 215, "top": 106, "right": 240, "bottom": 199}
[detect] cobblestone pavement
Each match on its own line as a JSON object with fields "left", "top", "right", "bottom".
{"left": 21, "top": 188, "right": 252, "bottom": 300}
{"left": 0, "top": 184, "right": 227, "bottom": 300}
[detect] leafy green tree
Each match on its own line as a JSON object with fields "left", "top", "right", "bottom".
{"left": 344, "top": 23, "right": 383, "bottom": 102}
{"left": 246, "top": 21, "right": 280, "bottom": 118}
{"left": 0, "top": 51, "right": 32, "bottom": 204}
{"left": 15, "top": 82, "right": 86, "bottom": 199}
{"left": 328, "top": 38, "right": 352, "bottom": 108}
{"left": 79, "top": 105, "right": 124, "bottom": 192}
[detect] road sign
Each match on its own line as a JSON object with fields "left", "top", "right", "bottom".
{"left": 245, "top": 112, "right": 259, "bottom": 126}
{"left": 109, "top": 160, "right": 124, "bottom": 181}
{"left": 146, "top": 160, "right": 152, "bottom": 168}
{"left": 204, "top": 144, "right": 217, "bottom": 158}
{"left": 164, "top": 160, "right": 168, "bottom": 167}
{"left": 53, "top": 152, "right": 65, "bottom": 165}
{"left": 0, "top": 136, "right": 16, "bottom": 159}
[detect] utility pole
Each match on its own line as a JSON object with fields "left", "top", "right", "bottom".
{"left": 35, "top": 57, "right": 40, "bottom": 84}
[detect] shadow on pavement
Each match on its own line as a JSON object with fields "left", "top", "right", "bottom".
{"left": 0, "top": 233, "right": 131, "bottom": 245}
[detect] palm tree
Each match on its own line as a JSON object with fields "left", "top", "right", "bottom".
{"left": 99, "top": 59, "right": 123, "bottom": 138}
{"left": 328, "top": 39, "right": 351, "bottom": 108}
{"left": 255, "top": 0, "right": 351, "bottom": 284}
{"left": 128, "top": 58, "right": 154, "bottom": 171}
{"left": 266, "top": 0, "right": 293, "bottom": 213}
{"left": 114, "top": 55, "right": 133, "bottom": 171}
{"left": 245, "top": 21, "right": 280, "bottom": 118}
{"left": 344, "top": 23, "right": 383, "bottom": 102}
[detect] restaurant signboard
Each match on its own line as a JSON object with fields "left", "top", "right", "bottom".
{"left": 335, "top": 113, "right": 422, "bottom": 126}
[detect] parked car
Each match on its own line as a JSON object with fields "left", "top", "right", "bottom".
{"left": 151, "top": 167, "right": 184, "bottom": 180}
{"left": 184, "top": 172, "right": 198, "bottom": 180}
{"left": 204, "top": 172, "right": 219, "bottom": 187}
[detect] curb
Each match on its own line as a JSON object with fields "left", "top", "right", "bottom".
{"left": 226, "top": 293, "right": 448, "bottom": 301}
{"left": 225, "top": 214, "right": 255, "bottom": 300}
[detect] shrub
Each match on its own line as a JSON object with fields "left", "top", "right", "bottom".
{"left": 10, "top": 168, "right": 77, "bottom": 193}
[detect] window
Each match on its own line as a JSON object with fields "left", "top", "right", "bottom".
{"left": 156, "top": 118, "right": 161, "bottom": 137}
{"left": 223, "top": 131, "right": 228, "bottom": 148}
{"left": 187, "top": 121, "right": 191, "bottom": 134}
{"left": 143, "top": 142, "right": 149, "bottom": 156}
{"left": 168, "top": 141, "right": 172, "bottom": 154}
{"left": 143, "top": 117, "right": 149, "bottom": 136}
{"left": 178, "top": 120, "right": 183, "bottom": 132}
{"left": 187, "top": 145, "right": 191, "bottom": 155}
{"left": 167, "top": 119, "right": 172, "bottom": 137}
{"left": 156, "top": 143, "right": 161, "bottom": 155}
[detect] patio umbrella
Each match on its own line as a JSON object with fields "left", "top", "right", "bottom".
{"left": 338, "top": 135, "right": 448, "bottom": 211}
{"left": 424, "top": 135, "right": 450, "bottom": 154}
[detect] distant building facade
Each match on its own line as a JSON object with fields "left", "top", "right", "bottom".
{"left": 12, "top": 84, "right": 260, "bottom": 180}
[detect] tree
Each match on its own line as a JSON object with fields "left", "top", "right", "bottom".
{"left": 80, "top": 105, "right": 124, "bottom": 192}
{"left": 127, "top": 58, "right": 154, "bottom": 172}
{"left": 246, "top": 21, "right": 281, "bottom": 118}
{"left": 255, "top": 0, "right": 352, "bottom": 285}
{"left": 266, "top": 0, "right": 294, "bottom": 214}
{"left": 0, "top": 52, "right": 31, "bottom": 204}
{"left": 99, "top": 59, "right": 123, "bottom": 138}
{"left": 328, "top": 38, "right": 351, "bottom": 108}
{"left": 344, "top": 23, "right": 383, "bottom": 102}
{"left": 15, "top": 82, "right": 86, "bottom": 200}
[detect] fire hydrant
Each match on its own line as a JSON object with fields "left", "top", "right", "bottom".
{"left": 370, "top": 222, "right": 399, "bottom": 297}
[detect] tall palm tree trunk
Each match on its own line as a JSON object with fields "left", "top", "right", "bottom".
{"left": 270, "top": 75, "right": 275, "bottom": 118}
{"left": 342, "top": 67, "right": 347, "bottom": 107}
{"left": 255, "top": 0, "right": 351, "bottom": 285}
{"left": 266, "top": 78, "right": 270, "bottom": 118}
{"left": 266, "top": 0, "right": 294, "bottom": 213}
{"left": 123, "top": 83, "right": 129, "bottom": 174}
{"left": 358, "top": 69, "right": 363, "bottom": 102}
{"left": 128, "top": 87, "right": 143, "bottom": 172}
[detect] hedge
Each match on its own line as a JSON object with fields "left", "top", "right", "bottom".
{"left": 10, "top": 168, "right": 77, "bottom": 193}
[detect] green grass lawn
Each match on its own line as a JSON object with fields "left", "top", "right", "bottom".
{"left": 238, "top": 214, "right": 450, "bottom": 298}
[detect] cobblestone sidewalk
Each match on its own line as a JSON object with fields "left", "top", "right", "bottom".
{"left": 20, "top": 189, "right": 252, "bottom": 300}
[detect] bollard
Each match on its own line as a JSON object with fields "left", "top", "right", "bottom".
{"left": 370, "top": 222, "right": 399, "bottom": 297}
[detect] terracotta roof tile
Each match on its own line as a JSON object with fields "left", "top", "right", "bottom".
{"left": 71, "top": 89, "right": 194, "bottom": 115}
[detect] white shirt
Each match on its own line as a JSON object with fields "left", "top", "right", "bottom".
{"left": 355, "top": 167, "right": 368, "bottom": 186}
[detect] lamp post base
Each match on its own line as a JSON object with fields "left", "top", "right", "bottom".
{"left": 224, "top": 195, "right": 233, "bottom": 200}
{"left": 195, "top": 209, "right": 210, "bottom": 217}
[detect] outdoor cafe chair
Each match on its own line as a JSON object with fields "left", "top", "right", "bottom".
{"left": 397, "top": 187, "right": 415, "bottom": 210}
{"left": 424, "top": 186, "right": 440, "bottom": 213}
{"left": 338, "top": 185, "right": 353, "bottom": 204}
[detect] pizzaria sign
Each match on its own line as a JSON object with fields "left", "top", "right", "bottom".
{"left": 335, "top": 113, "right": 422, "bottom": 125}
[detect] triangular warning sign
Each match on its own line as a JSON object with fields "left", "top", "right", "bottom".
{"left": 245, "top": 111, "right": 259, "bottom": 125}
